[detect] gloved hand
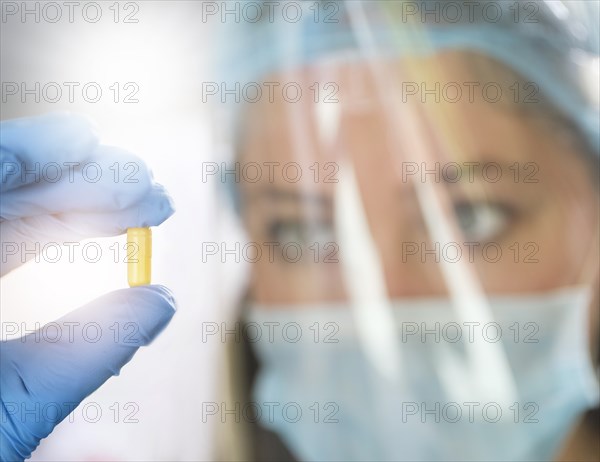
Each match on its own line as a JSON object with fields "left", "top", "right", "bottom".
{"left": 0, "top": 113, "right": 176, "bottom": 461}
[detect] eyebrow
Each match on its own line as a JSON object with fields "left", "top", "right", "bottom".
{"left": 244, "top": 188, "right": 333, "bottom": 208}
{"left": 439, "top": 161, "right": 535, "bottom": 184}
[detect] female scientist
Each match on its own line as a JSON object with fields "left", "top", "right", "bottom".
{"left": 213, "top": 1, "right": 600, "bottom": 461}
{"left": 0, "top": 1, "right": 598, "bottom": 461}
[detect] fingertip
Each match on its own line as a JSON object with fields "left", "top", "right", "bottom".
{"left": 114, "top": 182, "right": 176, "bottom": 229}
{"left": 138, "top": 183, "right": 176, "bottom": 227}
{"left": 123, "top": 285, "right": 177, "bottom": 341}
{"left": 129, "top": 284, "right": 177, "bottom": 312}
{"left": 56, "top": 286, "right": 177, "bottom": 344}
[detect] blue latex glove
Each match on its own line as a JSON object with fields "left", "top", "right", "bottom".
{"left": 0, "top": 113, "right": 176, "bottom": 461}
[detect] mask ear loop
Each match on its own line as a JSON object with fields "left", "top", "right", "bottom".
{"left": 344, "top": 0, "right": 518, "bottom": 405}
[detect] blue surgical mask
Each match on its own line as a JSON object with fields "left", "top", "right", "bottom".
{"left": 246, "top": 287, "right": 599, "bottom": 462}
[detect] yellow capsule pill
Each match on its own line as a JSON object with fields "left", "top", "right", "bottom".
{"left": 127, "top": 227, "right": 152, "bottom": 287}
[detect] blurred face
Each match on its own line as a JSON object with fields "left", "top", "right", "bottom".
{"left": 239, "top": 51, "right": 599, "bottom": 310}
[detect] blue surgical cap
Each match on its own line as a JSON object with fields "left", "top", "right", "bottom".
{"left": 214, "top": 0, "right": 599, "bottom": 155}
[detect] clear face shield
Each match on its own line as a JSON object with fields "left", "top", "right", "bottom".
{"left": 213, "top": 2, "right": 600, "bottom": 461}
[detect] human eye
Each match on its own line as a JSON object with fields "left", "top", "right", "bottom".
{"left": 453, "top": 201, "right": 515, "bottom": 242}
{"left": 267, "top": 219, "right": 335, "bottom": 248}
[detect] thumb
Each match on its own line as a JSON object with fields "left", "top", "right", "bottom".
{"left": 0, "top": 285, "right": 176, "bottom": 461}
